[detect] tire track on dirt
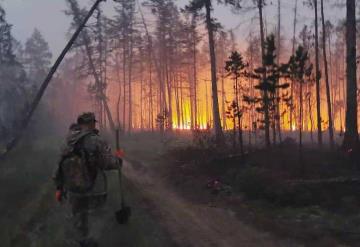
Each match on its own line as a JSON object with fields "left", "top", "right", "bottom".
{"left": 124, "top": 159, "right": 303, "bottom": 247}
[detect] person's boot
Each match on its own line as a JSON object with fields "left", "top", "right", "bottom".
{"left": 79, "top": 238, "right": 98, "bottom": 247}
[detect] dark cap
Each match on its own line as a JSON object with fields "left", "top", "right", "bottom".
{"left": 77, "top": 112, "right": 97, "bottom": 125}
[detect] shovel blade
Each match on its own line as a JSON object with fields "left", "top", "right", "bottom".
{"left": 115, "top": 206, "right": 131, "bottom": 224}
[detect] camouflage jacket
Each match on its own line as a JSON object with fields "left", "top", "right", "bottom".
{"left": 54, "top": 128, "right": 121, "bottom": 190}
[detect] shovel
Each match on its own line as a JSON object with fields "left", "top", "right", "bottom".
{"left": 114, "top": 129, "right": 131, "bottom": 224}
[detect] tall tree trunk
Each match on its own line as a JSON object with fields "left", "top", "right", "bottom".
{"left": 299, "top": 81, "right": 303, "bottom": 151}
{"left": 320, "top": 0, "right": 335, "bottom": 148}
{"left": 193, "top": 33, "right": 198, "bottom": 128}
{"left": 140, "top": 55, "right": 144, "bottom": 130}
{"left": 328, "top": 32, "right": 335, "bottom": 129}
{"left": 276, "top": 0, "right": 282, "bottom": 143}
{"left": 205, "top": 0, "right": 225, "bottom": 145}
{"left": 235, "top": 76, "right": 244, "bottom": 154}
{"left": 116, "top": 53, "right": 122, "bottom": 129}
{"left": 122, "top": 41, "right": 127, "bottom": 133}
{"left": 258, "top": 0, "right": 271, "bottom": 147}
{"left": 308, "top": 93, "right": 314, "bottom": 144}
{"left": 166, "top": 62, "right": 173, "bottom": 130}
{"left": 221, "top": 60, "right": 227, "bottom": 131}
{"left": 314, "top": 0, "right": 323, "bottom": 147}
{"left": 128, "top": 36, "right": 134, "bottom": 133}
{"left": 149, "top": 54, "right": 154, "bottom": 131}
{"left": 290, "top": 0, "right": 298, "bottom": 131}
{"left": 68, "top": 0, "right": 115, "bottom": 130}
{"left": 343, "top": 0, "right": 359, "bottom": 149}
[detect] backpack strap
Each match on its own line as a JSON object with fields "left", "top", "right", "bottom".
{"left": 55, "top": 131, "right": 96, "bottom": 191}
{"left": 73, "top": 131, "right": 99, "bottom": 189}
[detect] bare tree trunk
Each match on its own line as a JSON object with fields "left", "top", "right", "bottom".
{"left": 69, "top": 0, "right": 115, "bottom": 131}
{"left": 193, "top": 30, "right": 198, "bottom": 128}
{"left": 219, "top": 35, "right": 227, "bottom": 131}
{"left": 166, "top": 62, "right": 173, "bottom": 130}
{"left": 149, "top": 55, "right": 154, "bottom": 131}
{"left": 235, "top": 76, "right": 244, "bottom": 154}
{"left": 276, "top": 0, "right": 282, "bottom": 143}
{"left": 122, "top": 41, "right": 127, "bottom": 133}
{"left": 257, "top": 0, "right": 271, "bottom": 147}
{"left": 320, "top": 0, "right": 335, "bottom": 148}
{"left": 343, "top": 0, "right": 359, "bottom": 149}
{"left": 299, "top": 81, "right": 303, "bottom": 151}
{"left": 308, "top": 93, "right": 314, "bottom": 144}
{"left": 175, "top": 75, "right": 181, "bottom": 128}
{"left": 290, "top": 0, "right": 298, "bottom": 131}
{"left": 314, "top": 0, "right": 323, "bottom": 147}
{"left": 140, "top": 54, "right": 144, "bottom": 130}
{"left": 328, "top": 32, "right": 335, "bottom": 130}
{"left": 205, "top": 0, "right": 225, "bottom": 145}
{"left": 128, "top": 35, "right": 134, "bottom": 133}
{"left": 116, "top": 52, "right": 122, "bottom": 129}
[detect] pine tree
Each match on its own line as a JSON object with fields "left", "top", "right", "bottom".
{"left": 0, "top": 5, "right": 27, "bottom": 145}
{"left": 225, "top": 51, "right": 247, "bottom": 154}
{"left": 287, "top": 46, "right": 313, "bottom": 150}
{"left": 185, "top": 0, "right": 241, "bottom": 145}
{"left": 24, "top": 29, "right": 52, "bottom": 93}
{"left": 244, "top": 35, "right": 289, "bottom": 147}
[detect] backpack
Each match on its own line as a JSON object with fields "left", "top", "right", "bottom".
{"left": 59, "top": 133, "right": 98, "bottom": 193}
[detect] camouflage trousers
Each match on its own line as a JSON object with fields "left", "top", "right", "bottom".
{"left": 65, "top": 195, "right": 98, "bottom": 247}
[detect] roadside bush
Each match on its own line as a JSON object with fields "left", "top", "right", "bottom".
{"left": 234, "top": 166, "right": 285, "bottom": 202}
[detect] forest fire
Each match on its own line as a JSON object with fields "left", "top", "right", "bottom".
{"left": 2, "top": 0, "right": 360, "bottom": 247}
{"left": 1, "top": 0, "right": 357, "bottom": 152}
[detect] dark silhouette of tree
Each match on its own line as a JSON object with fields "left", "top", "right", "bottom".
{"left": 225, "top": 51, "right": 247, "bottom": 154}
{"left": 244, "top": 35, "right": 289, "bottom": 147}
{"left": 290, "top": 0, "right": 298, "bottom": 130}
{"left": 306, "top": 0, "right": 323, "bottom": 147}
{"left": 24, "top": 29, "right": 52, "bottom": 94}
{"left": 342, "top": 0, "right": 359, "bottom": 150}
{"left": 0, "top": 5, "right": 27, "bottom": 144}
{"left": 320, "top": 0, "right": 334, "bottom": 149}
{"left": 185, "top": 0, "right": 241, "bottom": 146}
{"left": 65, "top": 0, "right": 115, "bottom": 130}
{"left": 254, "top": 0, "right": 270, "bottom": 146}
{"left": 111, "top": 0, "right": 139, "bottom": 133}
{"left": 287, "top": 46, "right": 313, "bottom": 150}
{"left": 226, "top": 100, "right": 240, "bottom": 149}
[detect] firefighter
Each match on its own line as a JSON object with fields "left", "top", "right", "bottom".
{"left": 54, "top": 112, "right": 122, "bottom": 247}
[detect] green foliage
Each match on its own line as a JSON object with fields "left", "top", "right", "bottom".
{"left": 225, "top": 51, "right": 247, "bottom": 78}
{"left": 243, "top": 34, "right": 289, "bottom": 129}
{"left": 24, "top": 29, "right": 52, "bottom": 93}
{"left": 0, "top": 5, "right": 15, "bottom": 63}
{"left": 156, "top": 109, "right": 170, "bottom": 132}
{"left": 0, "top": 5, "right": 30, "bottom": 145}
{"left": 226, "top": 100, "right": 242, "bottom": 120}
{"left": 287, "top": 45, "right": 313, "bottom": 84}
{"left": 185, "top": 0, "right": 241, "bottom": 31}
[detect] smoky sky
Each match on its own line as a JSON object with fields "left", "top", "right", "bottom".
{"left": 1, "top": 0, "right": 344, "bottom": 60}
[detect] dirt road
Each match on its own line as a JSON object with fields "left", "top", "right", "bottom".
{"left": 118, "top": 159, "right": 301, "bottom": 247}
{"left": 5, "top": 156, "right": 301, "bottom": 247}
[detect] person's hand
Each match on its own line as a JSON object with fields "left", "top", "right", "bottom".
{"left": 55, "top": 190, "right": 63, "bottom": 203}
{"left": 115, "top": 149, "right": 125, "bottom": 158}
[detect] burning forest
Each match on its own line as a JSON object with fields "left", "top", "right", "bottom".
{"left": 1, "top": 0, "right": 360, "bottom": 246}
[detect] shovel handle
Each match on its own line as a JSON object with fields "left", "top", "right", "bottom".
{"left": 118, "top": 168, "right": 126, "bottom": 207}
{"left": 115, "top": 129, "right": 120, "bottom": 150}
{"left": 115, "top": 129, "right": 126, "bottom": 208}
